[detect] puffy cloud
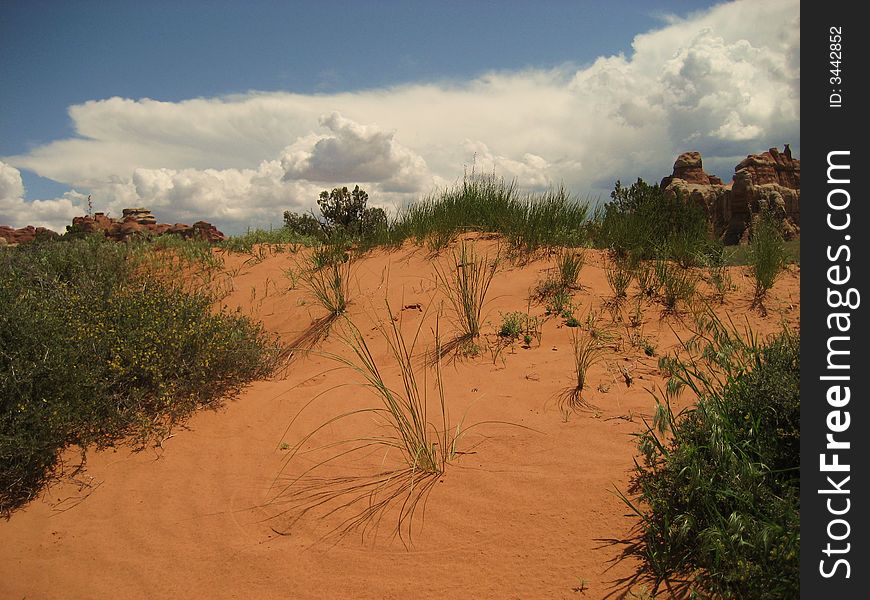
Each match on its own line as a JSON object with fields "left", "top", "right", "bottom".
{"left": 280, "top": 112, "right": 430, "bottom": 193}
{"left": 0, "top": 161, "right": 86, "bottom": 231}
{"left": 3, "top": 0, "right": 799, "bottom": 234}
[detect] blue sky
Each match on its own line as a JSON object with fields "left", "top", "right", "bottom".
{"left": 1, "top": 0, "right": 799, "bottom": 233}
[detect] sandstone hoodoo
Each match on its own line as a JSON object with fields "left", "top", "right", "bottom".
{"left": 660, "top": 145, "right": 800, "bottom": 244}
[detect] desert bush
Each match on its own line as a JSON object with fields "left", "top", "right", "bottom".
{"left": 0, "top": 237, "right": 282, "bottom": 515}
{"left": 623, "top": 318, "right": 799, "bottom": 598}
{"left": 749, "top": 210, "right": 788, "bottom": 308}
{"left": 434, "top": 241, "right": 497, "bottom": 338}
{"left": 283, "top": 185, "right": 387, "bottom": 243}
{"left": 594, "top": 178, "right": 713, "bottom": 262}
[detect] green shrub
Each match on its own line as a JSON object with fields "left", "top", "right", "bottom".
{"left": 498, "top": 311, "right": 543, "bottom": 345}
{"left": 0, "top": 237, "right": 282, "bottom": 515}
{"left": 623, "top": 319, "right": 799, "bottom": 598}
{"left": 594, "top": 178, "right": 713, "bottom": 262}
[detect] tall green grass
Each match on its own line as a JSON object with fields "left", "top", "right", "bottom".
{"left": 392, "top": 173, "right": 589, "bottom": 253}
{"left": 219, "top": 227, "right": 316, "bottom": 254}
{"left": 748, "top": 212, "right": 788, "bottom": 308}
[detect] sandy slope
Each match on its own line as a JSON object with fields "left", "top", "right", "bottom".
{"left": 0, "top": 238, "right": 799, "bottom": 599}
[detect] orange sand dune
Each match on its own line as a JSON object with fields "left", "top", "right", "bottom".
{"left": 0, "top": 238, "right": 799, "bottom": 599}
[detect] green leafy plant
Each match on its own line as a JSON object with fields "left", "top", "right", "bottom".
{"left": 0, "top": 237, "right": 283, "bottom": 516}
{"left": 498, "top": 311, "right": 544, "bottom": 346}
{"left": 619, "top": 316, "right": 799, "bottom": 598}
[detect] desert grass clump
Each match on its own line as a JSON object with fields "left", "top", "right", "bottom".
{"left": 633, "top": 262, "right": 659, "bottom": 299}
{"left": 272, "top": 311, "right": 466, "bottom": 545}
{"left": 655, "top": 259, "right": 697, "bottom": 313}
{"left": 300, "top": 257, "right": 350, "bottom": 317}
{"left": 557, "top": 249, "right": 586, "bottom": 289}
{"left": 434, "top": 241, "right": 498, "bottom": 339}
{"left": 558, "top": 325, "right": 608, "bottom": 414}
{"left": 391, "top": 172, "right": 589, "bottom": 254}
{"left": 606, "top": 260, "right": 633, "bottom": 300}
{"left": 748, "top": 211, "right": 788, "bottom": 310}
{"left": 619, "top": 316, "right": 799, "bottom": 598}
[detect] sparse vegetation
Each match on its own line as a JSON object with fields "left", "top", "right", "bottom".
{"left": 272, "top": 311, "right": 466, "bottom": 545}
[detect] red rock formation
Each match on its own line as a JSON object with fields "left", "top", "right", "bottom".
{"left": 1, "top": 209, "right": 226, "bottom": 245}
{"left": 661, "top": 146, "right": 800, "bottom": 244}
{"left": 67, "top": 209, "right": 225, "bottom": 243}
{"left": 0, "top": 225, "right": 60, "bottom": 245}
{"left": 661, "top": 151, "right": 724, "bottom": 187}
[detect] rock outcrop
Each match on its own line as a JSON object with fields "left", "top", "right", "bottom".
{"left": 2, "top": 209, "right": 225, "bottom": 245}
{"left": 661, "top": 146, "right": 800, "bottom": 244}
{"left": 0, "top": 225, "right": 60, "bottom": 246}
{"left": 69, "top": 210, "right": 225, "bottom": 243}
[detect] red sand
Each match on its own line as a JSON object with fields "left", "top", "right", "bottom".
{"left": 0, "top": 239, "right": 799, "bottom": 599}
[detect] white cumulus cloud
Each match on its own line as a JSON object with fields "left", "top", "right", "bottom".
{"left": 2, "top": 0, "right": 799, "bottom": 234}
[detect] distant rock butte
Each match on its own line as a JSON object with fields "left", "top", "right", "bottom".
{"left": 0, "top": 209, "right": 225, "bottom": 246}
{"left": 661, "top": 145, "right": 799, "bottom": 244}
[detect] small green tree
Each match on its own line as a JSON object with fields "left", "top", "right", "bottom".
{"left": 284, "top": 185, "right": 386, "bottom": 240}
{"left": 283, "top": 210, "right": 324, "bottom": 239}
{"left": 318, "top": 185, "right": 368, "bottom": 231}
